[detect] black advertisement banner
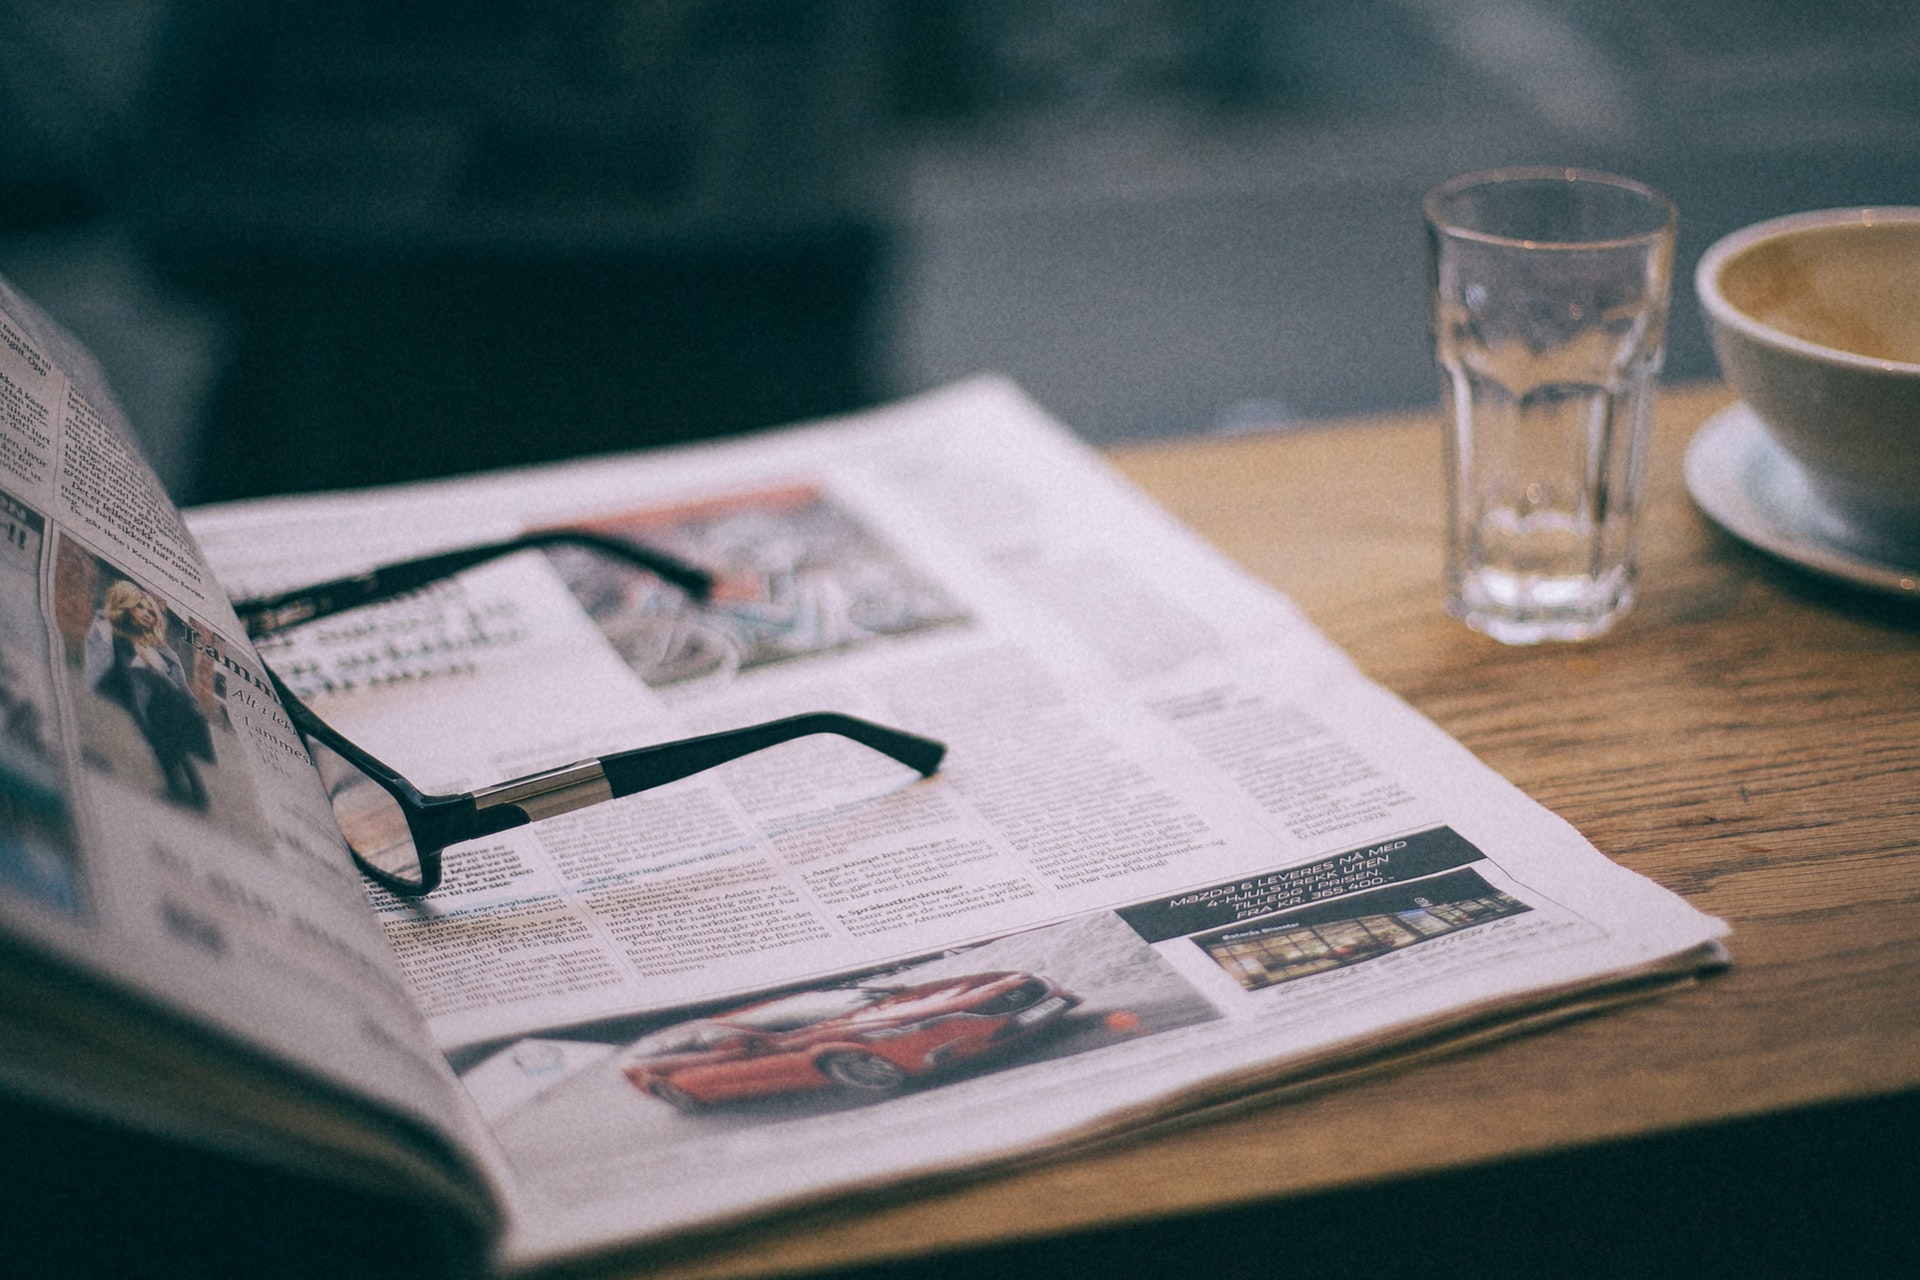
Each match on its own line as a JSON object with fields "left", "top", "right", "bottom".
{"left": 1116, "top": 826, "right": 1487, "bottom": 943}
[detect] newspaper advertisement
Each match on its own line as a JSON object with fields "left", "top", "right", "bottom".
{"left": 187, "top": 377, "right": 1729, "bottom": 1266}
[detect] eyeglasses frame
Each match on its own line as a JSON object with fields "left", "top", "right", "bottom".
{"left": 233, "top": 531, "right": 946, "bottom": 896}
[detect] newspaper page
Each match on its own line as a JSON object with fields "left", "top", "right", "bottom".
{"left": 0, "top": 278, "right": 486, "bottom": 1208}
{"left": 185, "top": 376, "right": 1729, "bottom": 1270}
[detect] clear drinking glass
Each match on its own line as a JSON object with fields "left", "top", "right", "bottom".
{"left": 1425, "top": 167, "right": 1677, "bottom": 643}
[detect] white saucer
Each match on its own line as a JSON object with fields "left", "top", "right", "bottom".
{"left": 1684, "top": 402, "right": 1920, "bottom": 597}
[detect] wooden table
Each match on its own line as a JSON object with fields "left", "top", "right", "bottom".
{"left": 626, "top": 383, "right": 1920, "bottom": 1280}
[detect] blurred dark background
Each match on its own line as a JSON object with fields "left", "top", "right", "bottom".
{"left": 3, "top": 0, "right": 1918, "bottom": 504}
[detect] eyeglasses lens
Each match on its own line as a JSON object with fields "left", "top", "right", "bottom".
{"left": 306, "top": 736, "right": 426, "bottom": 890}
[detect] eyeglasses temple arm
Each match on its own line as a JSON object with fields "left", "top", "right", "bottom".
{"left": 231, "top": 530, "right": 713, "bottom": 637}
{"left": 598, "top": 714, "right": 945, "bottom": 799}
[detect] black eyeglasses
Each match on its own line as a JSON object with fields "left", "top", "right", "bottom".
{"left": 231, "top": 531, "right": 945, "bottom": 898}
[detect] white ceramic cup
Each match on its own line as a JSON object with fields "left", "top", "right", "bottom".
{"left": 1696, "top": 208, "right": 1920, "bottom": 551}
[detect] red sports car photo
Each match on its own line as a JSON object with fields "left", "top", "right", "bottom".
{"left": 617, "top": 971, "right": 1079, "bottom": 1112}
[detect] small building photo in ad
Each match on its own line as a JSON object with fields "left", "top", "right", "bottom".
{"left": 1197, "top": 867, "right": 1531, "bottom": 991}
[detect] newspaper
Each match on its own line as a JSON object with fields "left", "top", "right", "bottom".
{"left": 176, "top": 377, "right": 1729, "bottom": 1268}
{"left": 0, "top": 261, "right": 1729, "bottom": 1272}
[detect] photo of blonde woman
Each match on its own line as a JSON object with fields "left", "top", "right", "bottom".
{"left": 81, "top": 580, "right": 213, "bottom": 810}
{"left": 55, "top": 541, "right": 271, "bottom": 843}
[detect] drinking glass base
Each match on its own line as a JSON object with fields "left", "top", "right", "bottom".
{"left": 1446, "top": 580, "right": 1634, "bottom": 645}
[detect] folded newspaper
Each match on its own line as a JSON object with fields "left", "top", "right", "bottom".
{"left": 0, "top": 274, "right": 1727, "bottom": 1274}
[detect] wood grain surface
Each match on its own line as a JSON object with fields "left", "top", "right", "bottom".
{"left": 598, "top": 383, "right": 1920, "bottom": 1280}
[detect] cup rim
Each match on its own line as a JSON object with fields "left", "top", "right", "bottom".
{"left": 1695, "top": 207, "right": 1920, "bottom": 376}
{"left": 1423, "top": 166, "right": 1678, "bottom": 250}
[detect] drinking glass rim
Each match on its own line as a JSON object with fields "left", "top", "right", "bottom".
{"left": 1424, "top": 166, "right": 1677, "bottom": 251}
